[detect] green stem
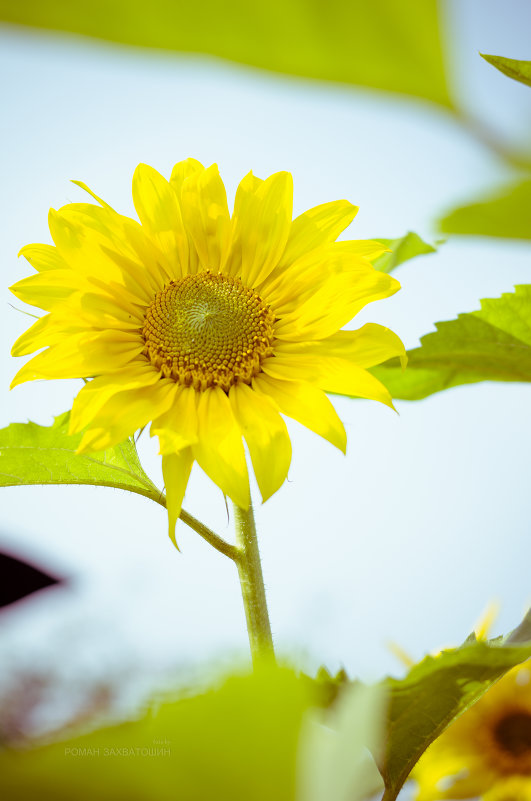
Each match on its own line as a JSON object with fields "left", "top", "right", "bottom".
{"left": 233, "top": 502, "right": 276, "bottom": 667}
{"left": 149, "top": 486, "right": 237, "bottom": 559}
{"left": 179, "top": 508, "right": 238, "bottom": 560}
{"left": 458, "top": 110, "right": 531, "bottom": 171}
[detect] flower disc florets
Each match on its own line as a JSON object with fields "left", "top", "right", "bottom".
{"left": 142, "top": 271, "right": 275, "bottom": 392}
{"left": 493, "top": 711, "right": 531, "bottom": 763}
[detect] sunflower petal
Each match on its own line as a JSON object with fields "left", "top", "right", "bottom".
{"left": 132, "top": 164, "right": 181, "bottom": 232}
{"left": 229, "top": 383, "right": 291, "bottom": 502}
{"left": 99, "top": 224, "right": 172, "bottom": 293}
{"left": 265, "top": 244, "right": 383, "bottom": 314}
{"left": 132, "top": 163, "right": 189, "bottom": 273}
{"left": 11, "top": 314, "right": 54, "bottom": 356}
{"left": 10, "top": 331, "right": 144, "bottom": 387}
{"left": 262, "top": 352, "right": 394, "bottom": 407}
{"left": 169, "top": 159, "right": 205, "bottom": 276}
{"left": 69, "top": 365, "right": 162, "bottom": 434}
{"left": 18, "top": 244, "right": 69, "bottom": 272}
{"left": 48, "top": 207, "right": 162, "bottom": 303}
{"left": 414, "top": 749, "right": 492, "bottom": 801}
{"left": 332, "top": 240, "right": 389, "bottom": 260}
{"left": 227, "top": 170, "right": 293, "bottom": 287}
{"left": 162, "top": 449, "right": 194, "bottom": 549}
{"left": 151, "top": 386, "right": 199, "bottom": 454}
{"left": 10, "top": 270, "right": 82, "bottom": 310}
{"left": 170, "top": 158, "right": 204, "bottom": 191}
{"left": 278, "top": 199, "right": 358, "bottom": 269}
{"left": 49, "top": 205, "right": 129, "bottom": 265}
{"left": 76, "top": 379, "right": 175, "bottom": 452}
{"left": 274, "top": 324, "right": 407, "bottom": 369}
{"left": 274, "top": 266, "right": 400, "bottom": 341}
{"left": 253, "top": 373, "right": 346, "bottom": 453}
{"left": 71, "top": 180, "right": 115, "bottom": 210}
{"left": 224, "top": 172, "right": 263, "bottom": 278}
{"left": 193, "top": 387, "right": 249, "bottom": 508}
{"left": 319, "top": 360, "right": 395, "bottom": 407}
{"left": 72, "top": 290, "right": 145, "bottom": 329}
{"left": 180, "top": 164, "right": 231, "bottom": 271}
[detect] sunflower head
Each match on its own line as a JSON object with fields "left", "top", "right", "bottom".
{"left": 10, "top": 159, "right": 404, "bottom": 542}
{"left": 414, "top": 662, "right": 531, "bottom": 801}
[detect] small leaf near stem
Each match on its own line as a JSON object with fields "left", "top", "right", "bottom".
{"left": 233, "top": 502, "right": 276, "bottom": 668}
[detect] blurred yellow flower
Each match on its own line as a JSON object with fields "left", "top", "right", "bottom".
{"left": 414, "top": 661, "right": 531, "bottom": 801}
{"left": 10, "top": 159, "right": 404, "bottom": 540}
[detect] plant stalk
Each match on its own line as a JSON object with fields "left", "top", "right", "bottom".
{"left": 179, "top": 508, "right": 238, "bottom": 560}
{"left": 233, "top": 502, "right": 276, "bottom": 668}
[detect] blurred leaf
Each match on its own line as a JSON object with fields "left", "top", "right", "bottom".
{"left": 373, "top": 231, "right": 437, "bottom": 273}
{"left": 505, "top": 608, "right": 531, "bottom": 645}
{"left": 0, "top": 0, "right": 452, "bottom": 107}
{"left": 440, "top": 179, "right": 531, "bottom": 240}
{"left": 298, "top": 682, "right": 386, "bottom": 801}
{"left": 0, "top": 668, "right": 315, "bottom": 801}
{"left": 371, "top": 285, "right": 531, "bottom": 400}
{"left": 481, "top": 53, "right": 531, "bottom": 89}
{"left": 380, "top": 626, "right": 531, "bottom": 800}
{"left": 304, "top": 666, "right": 350, "bottom": 708}
{"left": 0, "top": 411, "right": 162, "bottom": 504}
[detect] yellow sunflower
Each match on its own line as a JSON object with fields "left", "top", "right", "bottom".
{"left": 10, "top": 159, "right": 404, "bottom": 541}
{"left": 413, "top": 661, "right": 531, "bottom": 801}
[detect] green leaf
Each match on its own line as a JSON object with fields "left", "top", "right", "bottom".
{"left": 0, "top": 411, "right": 162, "bottom": 504}
{"left": 373, "top": 231, "right": 437, "bottom": 273}
{"left": 306, "top": 666, "right": 350, "bottom": 708}
{"left": 439, "top": 179, "right": 531, "bottom": 240}
{"left": 371, "top": 285, "right": 531, "bottom": 400}
{"left": 0, "top": 667, "right": 315, "bottom": 801}
{"left": 0, "top": 0, "right": 452, "bottom": 108}
{"left": 380, "top": 621, "right": 531, "bottom": 801}
{"left": 481, "top": 52, "right": 531, "bottom": 89}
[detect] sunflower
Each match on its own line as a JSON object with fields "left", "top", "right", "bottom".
{"left": 413, "top": 661, "right": 531, "bottom": 801}
{"left": 10, "top": 159, "right": 404, "bottom": 541}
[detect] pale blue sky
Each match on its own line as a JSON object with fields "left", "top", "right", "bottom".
{"left": 1, "top": 0, "right": 531, "bottom": 706}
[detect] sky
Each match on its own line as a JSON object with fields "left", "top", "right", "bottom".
{"left": 1, "top": 0, "right": 531, "bottom": 725}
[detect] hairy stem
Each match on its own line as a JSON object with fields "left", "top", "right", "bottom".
{"left": 233, "top": 502, "right": 275, "bottom": 667}
{"left": 179, "top": 508, "right": 238, "bottom": 560}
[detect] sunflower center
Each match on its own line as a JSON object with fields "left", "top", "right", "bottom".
{"left": 494, "top": 712, "right": 531, "bottom": 758}
{"left": 142, "top": 271, "right": 275, "bottom": 391}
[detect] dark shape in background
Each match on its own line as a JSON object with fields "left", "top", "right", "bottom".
{"left": 0, "top": 550, "right": 62, "bottom": 608}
